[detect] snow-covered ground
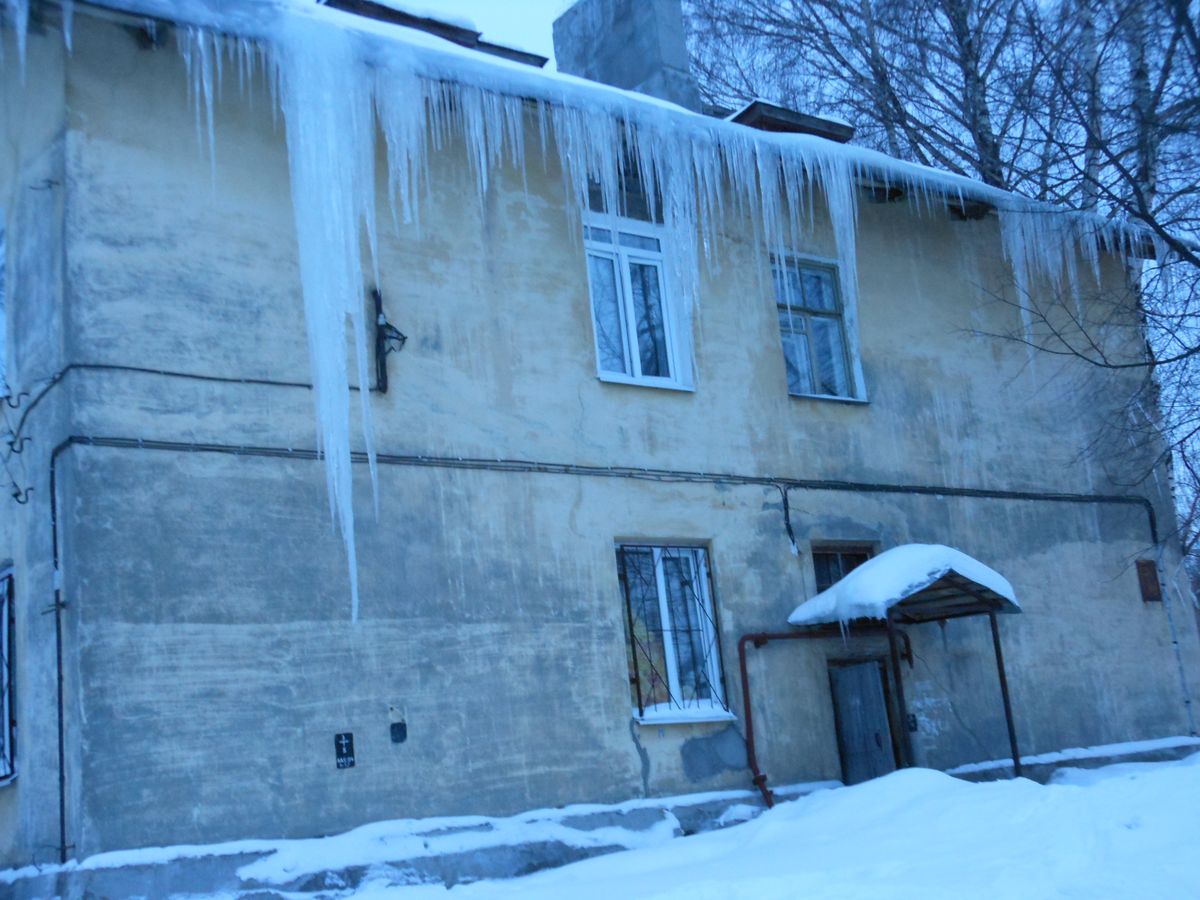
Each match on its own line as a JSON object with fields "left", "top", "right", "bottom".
{"left": 3, "top": 749, "right": 1198, "bottom": 897}
{"left": 349, "top": 753, "right": 1200, "bottom": 899}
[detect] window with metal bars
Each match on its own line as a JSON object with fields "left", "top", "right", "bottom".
{"left": 0, "top": 567, "right": 12, "bottom": 784}
{"left": 617, "top": 545, "right": 730, "bottom": 722}
{"left": 812, "top": 545, "right": 873, "bottom": 594}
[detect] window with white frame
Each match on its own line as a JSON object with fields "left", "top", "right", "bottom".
{"left": 773, "top": 258, "right": 856, "bottom": 398}
{"left": 0, "top": 568, "right": 13, "bottom": 784}
{"left": 616, "top": 545, "right": 730, "bottom": 722}
{"left": 582, "top": 178, "right": 691, "bottom": 389}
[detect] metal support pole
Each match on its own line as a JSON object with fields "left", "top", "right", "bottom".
{"left": 988, "top": 610, "right": 1022, "bottom": 778}
{"left": 886, "top": 614, "right": 914, "bottom": 768}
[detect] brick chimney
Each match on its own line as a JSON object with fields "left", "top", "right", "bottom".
{"left": 553, "top": 0, "right": 703, "bottom": 112}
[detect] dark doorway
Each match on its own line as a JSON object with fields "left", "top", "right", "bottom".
{"left": 828, "top": 660, "right": 897, "bottom": 785}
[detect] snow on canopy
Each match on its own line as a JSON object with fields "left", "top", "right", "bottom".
{"left": 787, "top": 544, "right": 1019, "bottom": 627}
{"left": 0, "top": 1, "right": 1159, "bottom": 620}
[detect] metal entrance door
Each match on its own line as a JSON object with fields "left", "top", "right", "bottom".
{"left": 829, "top": 660, "right": 897, "bottom": 785}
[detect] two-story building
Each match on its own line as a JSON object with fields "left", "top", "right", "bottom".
{"left": 0, "top": 0, "right": 1197, "bottom": 869}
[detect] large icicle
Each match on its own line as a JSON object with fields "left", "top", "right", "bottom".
{"left": 150, "top": 0, "right": 1170, "bottom": 620}
{"left": 272, "top": 16, "right": 379, "bottom": 622}
{"left": 1, "top": 0, "right": 29, "bottom": 68}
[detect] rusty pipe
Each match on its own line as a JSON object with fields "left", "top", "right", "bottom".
{"left": 738, "top": 624, "right": 900, "bottom": 807}
{"left": 738, "top": 629, "right": 841, "bottom": 808}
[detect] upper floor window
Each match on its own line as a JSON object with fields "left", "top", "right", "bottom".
{"left": 0, "top": 568, "right": 13, "bottom": 784}
{"left": 582, "top": 175, "right": 692, "bottom": 390}
{"left": 617, "top": 544, "right": 731, "bottom": 723}
{"left": 774, "top": 259, "right": 856, "bottom": 399}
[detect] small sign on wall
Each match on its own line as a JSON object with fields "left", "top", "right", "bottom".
{"left": 335, "top": 732, "right": 356, "bottom": 769}
{"left": 1136, "top": 559, "right": 1163, "bottom": 602}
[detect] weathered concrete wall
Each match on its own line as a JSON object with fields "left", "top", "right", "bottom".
{"left": 0, "top": 7, "right": 1195, "bottom": 866}
{"left": 0, "top": 7, "right": 70, "bottom": 869}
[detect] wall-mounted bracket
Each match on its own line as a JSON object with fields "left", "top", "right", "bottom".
{"left": 372, "top": 289, "right": 407, "bottom": 394}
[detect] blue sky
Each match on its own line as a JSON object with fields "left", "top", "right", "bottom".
{"left": 431, "top": 0, "right": 572, "bottom": 67}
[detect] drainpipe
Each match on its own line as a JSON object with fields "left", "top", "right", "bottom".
{"left": 738, "top": 631, "right": 823, "bottom": 807}
{"left": 47, "top": 439, "right": 72, "bottom": 864}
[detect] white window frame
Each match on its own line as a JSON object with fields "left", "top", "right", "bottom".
{"left": 773, "top": 255, "right": 862, "bottom": 401}
{"left": 617, "top": 544, "right": 733, "bottom": 725}
{"left": 583, "top": 213, "right": 693, "bottom": 391}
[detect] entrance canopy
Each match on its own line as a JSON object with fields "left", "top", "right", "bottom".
{"left": 788, "top": 544, "right": 1020, "bottom": 627}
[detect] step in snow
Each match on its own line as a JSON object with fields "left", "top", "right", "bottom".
{"left": 0, "top": 781, "right": 835, "bottom": 898}
{"left": 947, "top": 735, "right": 1200, "bottom": 782}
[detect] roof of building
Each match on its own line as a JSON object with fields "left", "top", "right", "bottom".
{"left": 321, "top": 0, "right": 548, "bottom": 68}
{"left": 727, "top": 99, "right": 856, "bottom": 144}
{"left": 50, "top": 0, "right": 1148, "bottom": 247}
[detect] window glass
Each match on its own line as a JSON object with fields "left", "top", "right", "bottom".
{"left": 662, "top": 552, "right": 714, "bottom": 703}
{"left": 588, "top": 171, "right": 663, "bottom": 224}
{"left": 618, "top": 232, "right": 660, "bottom": 252}
{"left": 587, "top": 253, "right": 630, "bottom": 376}
{"left": 773, "top": 265, "right": 802, "bottom": 307}
{"left": 622, "top": 549, "right": 672, "bottom": 709}
{"left": 801, "top": 267, "right": 837, "bottom": 311}
{"left": 773, "top": 259, "right": 856, "bottom": 398}
{"left": 778, "top": 311, "right": 813, "bottom": 395}
{"left": 813, "top": 548, "right": 872, "bottom": 594}
{"left": 629, "top": 262, "right": 670, "bottom": 378}
{"left": 811, "top": 316, "right": 851, "bottom": 396}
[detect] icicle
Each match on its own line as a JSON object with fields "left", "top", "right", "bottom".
{"left": 1, "top": 0, "right": 29, "bottom": 70}
{"left": 158, "top": 4, "right": 1165, "bottom": 621}
{"left": 61, "top": 0, "right": 74, "bottom": 52}
{"left": 272, "top": 16, "right": 379, "bottom": 622}
{"left": 179, "top": 27, "right": 218, "bottom": 182}
{"left": 998, "top": 209, "right": 1037, "bottom": 359}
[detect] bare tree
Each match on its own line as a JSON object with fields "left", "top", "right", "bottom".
{"left": 686, "top": 0, "right": 1200, "bottom": 555}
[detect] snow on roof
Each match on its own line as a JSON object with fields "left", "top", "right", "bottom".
{"left": 787, "top": 544, "right": 1019, "bottom": 627}
{"left": 49, "top": 1, "right": 1160, "bottom": 264}
{"left": 366, "top": 1, "right": 479, "bottom": 34}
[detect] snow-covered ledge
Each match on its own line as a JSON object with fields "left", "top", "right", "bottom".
{"left": 634, "top": 703, "right": 737, "bottom": 726}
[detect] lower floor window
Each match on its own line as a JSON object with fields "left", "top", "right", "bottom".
{"left": 0, "top": 568, "right": 12, "bottom": 783}
{"left": 617, "top": 544, "right": 729, "bottom": 721}
{"left": 812, "top": 545, "right": 873, "bottom": 593}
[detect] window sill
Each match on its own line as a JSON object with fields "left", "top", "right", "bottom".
{"left": 633, "top": 708, "right": 737, "bottom": 726}
{"left": 598, "top": 372, "right": 695, "bottom": 393}
{"left": 789, "top": 392, "right": 869, "bottom": 405}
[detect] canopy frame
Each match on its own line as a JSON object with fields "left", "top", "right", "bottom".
{"left": 879, "top": 573, "right": 1022, "bottom": 776}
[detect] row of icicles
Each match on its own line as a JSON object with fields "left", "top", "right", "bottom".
{"left": 4, "top": 4, "right": 1161, "bottom": 619}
